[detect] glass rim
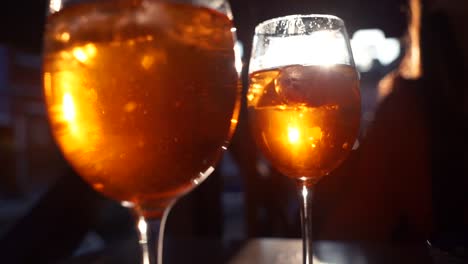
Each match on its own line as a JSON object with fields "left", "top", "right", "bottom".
{"left": 255, "top": 14, "right": 344, "bottom": 34}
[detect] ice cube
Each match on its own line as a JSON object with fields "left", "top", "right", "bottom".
{"left": 248, "top": 70, "right": 281, "bottom": 108}
{"left": 275, "top": 65, "right": 325, "bottom": 107}
{"left": 275, "top": 65, "right": 357, "bottom": 108}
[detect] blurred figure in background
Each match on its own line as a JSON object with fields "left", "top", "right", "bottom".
{"left": 313, "top": 0, "right": 432, "bottom": 242}
{"left": 312, "top": 0, "right": 467, "bottom": 254}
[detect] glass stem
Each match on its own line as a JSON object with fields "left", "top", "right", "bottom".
{"left": 296, "top": 180, "right": 314, "bottom": 264}
{"left": 135, "top": 205, "right": 172, "bottom": 264}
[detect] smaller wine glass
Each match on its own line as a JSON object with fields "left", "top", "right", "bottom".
{"left": 247, "top": 15, "right": 361, "bottom": 264}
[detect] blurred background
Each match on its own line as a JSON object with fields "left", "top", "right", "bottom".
{"left": 0, "top": 0, "right": 466, "bottom": 263}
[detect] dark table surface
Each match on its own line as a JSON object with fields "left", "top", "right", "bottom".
{"left": 229, "top": 238, "right": 435, "bottom": 264}
{"left": 61, "top": 237, "right": 444, "bottom": 264}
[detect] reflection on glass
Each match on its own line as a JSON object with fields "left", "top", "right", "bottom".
{"left": 62, "top": 93, "right": 75, "bottom": 122}
{"left": 49, "top": 0, "right": 62, "bottom": 13}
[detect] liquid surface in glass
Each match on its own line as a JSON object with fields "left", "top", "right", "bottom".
{"left": 248, "top": 64, "right": 360, "bottom": 182}
{"left": 43, "top": 0, "right": 240, "bottom": 208}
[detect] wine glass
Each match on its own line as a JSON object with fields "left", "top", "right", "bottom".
{"left": 247, "top": 15, "right": 361, "bottom": 264}
{"left": 42, "top": 0, "right": 241, "bottom": 263}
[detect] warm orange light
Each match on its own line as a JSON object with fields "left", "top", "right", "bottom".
{"left": 400, "top": 0, "right": 421, "bottom": 79}
{"left": 228, "top": 90, "right": 242, "bottom": 139}
{"left": 247, "top": 83, "right": 263, "bottom": 103}
{"left": 73, "top": 43, "right": 97, "bottom": 64}
{"left": 141, "top": 55, "right": 155, "bottom": 70}
{"left": 246, "top": 70, "right": 279, "bottom": 106}
{"left": 62, "top": 92, "right": 80, "bottom": 135}
{"left": 309, "top": 126, "right": 323, "bottom": 141}
{"left": 62, "top": 93, "right": 76, "bottom": 121}
{"left": 287, "top": 126, "right": 300, "bottom": 144}
{"left": 60, "top": 32, "right": 70, "bottom": 42}
{"left": 246, "top": 93, "right": 255, "bottom": 102}
{"left": 124, "top": 101, "right": 138, "bottom": 113}
{"left": 73, "top": 48, "right": 88, "bottom": 62}
{"left": 284, "top": 110, "right": 323, "bottom": 147}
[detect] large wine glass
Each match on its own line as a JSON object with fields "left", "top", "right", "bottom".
{"left": 247, "top": 15, "right": 361, "bottom": 264}
{"left": 42, "top": 0, "right": 241, "bottom": 263}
